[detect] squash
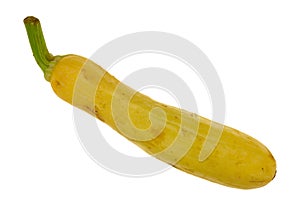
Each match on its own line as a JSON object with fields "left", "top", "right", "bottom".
{"left": 24, "top": 16, "right": 276, "bottom": 189}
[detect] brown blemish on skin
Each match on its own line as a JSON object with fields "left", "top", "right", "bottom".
{"left": 249, "top": 180, "right": 267, "bottom": 183}
{"left": 94, "top": 108, "right": 105, "bottom": 122}
{"left": 81, "top": 68, "right": 89, "bottom": 81}
{"left": 97, "top": 114, "right": 105, "bottom": 122}
{"left": 82, "top": 105, "right": 94, "bottom": 114}
{"left": 161, "top": 104, "right": 168, "bottom": 108}
{"left": 272, "top": 170, "right": 277, "bottom": 180}
{"left": 53, "top": 80, "right": 61, "bottom": 87}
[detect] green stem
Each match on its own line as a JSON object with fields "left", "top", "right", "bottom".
{"left": 24, "top": 16, "right": 59, "bottom": 81}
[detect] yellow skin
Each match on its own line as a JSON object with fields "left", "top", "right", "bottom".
{"left": 51, "top": 55, "right": 276, "bottom": 189}
{"left": 24, "top": 17, "right": 276, "bottom": 189}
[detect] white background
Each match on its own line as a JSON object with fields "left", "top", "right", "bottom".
{"left": 1, "top": 0, "right": 300, "bottom": 205}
